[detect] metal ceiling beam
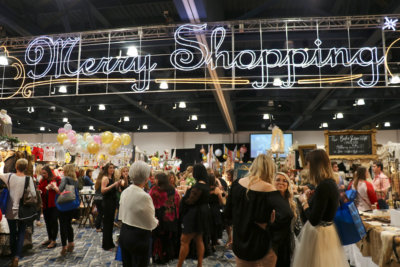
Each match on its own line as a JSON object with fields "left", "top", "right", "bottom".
{"left": 0, "top": 1, "right": 44, "bottom": 36}
{"left": 55, "top": 0, "right": 72, "bottom": 33}
{"left": 236, "top": 0, "right": 280, "bottom": 20}
{"left": 34, "top": 99, "right": 130, "bottom": 132}
{"left": 85, "top": 0, "right": 112, "bottom": 28}
{"left": 7, "top": 112, "right": 61, "bottom": 129}
{"left": 288, "top": 1, "right": 400, "bottom": 130}
{"left": 41, "top": 0, "right": 82, "bottom": 30}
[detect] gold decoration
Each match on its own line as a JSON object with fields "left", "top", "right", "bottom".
{"left": 298, "top": 145, "right": 317, "bottom": 168}
{"left": 324, "top": 129, "right": 378, "bottom": 160}
{"left": 87, "top": 142, "right": 100, "bottom": 154}
{"left": 202, "top": 156, "right": 207, "bottom": 161}
{"left": 223, "top": 154, "right": 228, "bottom": 160}
{"left": 111, "top": 136, "right": 122, "bottom": 149}
{"left": 298, "top": 74, "right": 363, "bottom": 84}
{"left": 155, "top": 78, "right": 249, "bottom": 85}
{"left": 271, "top": 126, "right": 285, "bottom": 153}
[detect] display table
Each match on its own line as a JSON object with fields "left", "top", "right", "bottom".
{"left": 352, "top": 219, "right": 400, "bottom": 267}
{"left": 78, "top": 193, "right": 95, "bottom": 228}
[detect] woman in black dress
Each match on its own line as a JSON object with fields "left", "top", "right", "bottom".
{"left": 177, "top": 163, "right": 211, "bottom": 267}
{"left": 208, "top": 174, "right": 223, "bottom": 252}
{"left": 224, "top": 154, "right": 293, "bottom": 267}
{"left": 295, "top": 150, "right": 348, "bottom": 267}
{"left": 100, "top": 163, "right": 121, "bottom": 251}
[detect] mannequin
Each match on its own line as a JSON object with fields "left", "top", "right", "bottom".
{"left": 0, "top": 110, "right": 12, "bottom": 136}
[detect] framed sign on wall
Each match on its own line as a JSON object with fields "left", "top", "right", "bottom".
{"left": 298, "top": 145, "right": 317, "bottom": 167}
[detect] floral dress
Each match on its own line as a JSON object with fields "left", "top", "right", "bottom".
{"left": 150, "top": 186, "right": 180, "bottom": 264}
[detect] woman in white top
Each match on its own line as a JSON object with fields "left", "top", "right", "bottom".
{"left": 0, "top": 159, "right": 36, "bottom": 267}
{"left": 350, "top": 167, "right": 377, "bottom": 212}
{"left": 119, "top": 161, "right": 158, "bottom": 267}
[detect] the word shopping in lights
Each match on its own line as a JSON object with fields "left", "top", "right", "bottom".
{"left": 1, "top": 17, "right": 398, "bottom": 99}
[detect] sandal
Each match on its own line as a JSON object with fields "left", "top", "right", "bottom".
{"left": 41, "top": 240, "right": 51, "bottom": 246}
{"left": 47, "top": 242, "right": 57, "bottom": 249}
{"left": 67, "top": 242, "right": 75, "bottom": 252}
{"left": 96, "top": 229, "right": 102, "bottom": 232}
{"left": 60, "top": 247, "right": 67, "bottom": 256}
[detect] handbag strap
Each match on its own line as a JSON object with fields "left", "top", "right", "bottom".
{"left": 7, "top": 173, "right": 12, "bottom": 189}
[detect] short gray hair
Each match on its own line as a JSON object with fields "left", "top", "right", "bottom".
{"left": 129, "top": 161, "right": 150, "bottom": 185}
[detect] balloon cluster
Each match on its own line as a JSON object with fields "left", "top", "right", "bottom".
{"left": 56, "top": 124, "right": 131, "bottom": 156}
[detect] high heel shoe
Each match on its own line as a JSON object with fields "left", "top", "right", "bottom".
{"left": 67, "top": 242, "right": 75, "bottom": 252}
{"left": 60, "top": 247, "right": 67, "bottom": 256}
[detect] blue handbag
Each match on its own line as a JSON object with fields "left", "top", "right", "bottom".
{"left": 334, "top": 201, "right": 366, "bottom": 246}
{"left": 346, "top": 189, "right": 358, "bottom": 203}
{"left": 55, "top": 188, "right": 80, "bottom": 212}
{"left": 0, "top": 174, "right": 12, "bottom": 214}
{"left": 115, "top": 245, "right": 122, "bottom": 261}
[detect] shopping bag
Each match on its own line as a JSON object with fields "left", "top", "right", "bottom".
{"left": 55, "top": 188, "right": 80, "bottom": 212}
{"left": 57, "top": 184, "right": 76, "bottom": 204}
{"left": 115, "top": 245, "right": 122, "bottom": 261}
{"left": 346, "top": 190, "right": 357, "bottom": 203}
{"left": 334, "top": 201, "right": 366, "bottom": 246}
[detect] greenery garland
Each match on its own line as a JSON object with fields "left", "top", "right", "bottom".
{"left": 0, "top": 135, "right": 20, "bottom": 144}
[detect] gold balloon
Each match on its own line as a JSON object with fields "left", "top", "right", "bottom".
{"left": 57, "top": 133, "right": 68, "bottom": 145}
{"left": 111, "top": 136, "right": 122, "bottom": 149}
{"left": 83, "top": 132, "right": 91, "bottom": 141}
{"left": 87, "top": 142, "right": 100, "bottom": 154}
{"left": 223, "top": 154, "right": 228, "bottom": 160}
{"left": 108, "top": 147, "right": 117, "bottom": 156}
{"left": 101, "top": 131, "right": 113, "bottom": 144}
{"left": 202, "top": 156, "right": 207, "bottom": 161}
{"left": 121, "top": 134, "right": 131, "bottom": 146}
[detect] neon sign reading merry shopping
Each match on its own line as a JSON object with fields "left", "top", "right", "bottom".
{"left": 6, "top": 23, "right": 388, "bottom": 98}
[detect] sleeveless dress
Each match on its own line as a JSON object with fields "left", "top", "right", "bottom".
{"left": 102, "top": 178, "right": 117, "bottom": 250}
{"left": 209, "top": 186, "right": 222, "bottom": 245}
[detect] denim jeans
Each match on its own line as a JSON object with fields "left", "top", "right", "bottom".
{"left": 7, "top": 220, "right": 26, "bottom": 259}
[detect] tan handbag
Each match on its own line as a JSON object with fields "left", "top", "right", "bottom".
{"left": 23, "top": 176, "right": 37, "bottom": 206}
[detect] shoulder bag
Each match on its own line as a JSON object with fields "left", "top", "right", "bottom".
{"left": 0, "top": 174, "right": 11, "bottom": 214}
{"left": 18, "top": 176, "right": 38, "bottom": 223}
{"left": 55, "top": 177, "right": 80, "bottom": 212}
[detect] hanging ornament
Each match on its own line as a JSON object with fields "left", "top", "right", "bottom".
{"left": 202, "top": 155, "right": 207, "bottom": 161}
{"left": 215, "top": 149, "right": 222, "bottom": 157}
{"left": 200, "top": 147, "right": 206, "bottom": 155}
{"left": 271, "top": 126, "right": 285, "bottom": 152}
{"left": 223, "top": 154, "right": 228, "bottom": 160}
{"left": 240, "top": 145, "right": 247, "bottom": 154}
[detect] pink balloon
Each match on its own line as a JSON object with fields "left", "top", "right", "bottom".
{"left": 67, "top": 131, "right": 75, "bottom": 140}
{"left": 67, "top": 130, "right": 76, "bottom": 135}
{"left": 58, "top": 128, "right": 66, "bottom": 134}
{"left": 71, "top": 136, "right": 77, "bottom": 144}
{"left": 93, "top": 135, "right": 101, "bottom": 144}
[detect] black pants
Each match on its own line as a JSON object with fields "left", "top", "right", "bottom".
{"left": 119, "top": 223, "right": 151, "bottom": 267}
{"left": 36, "top": 208, "right": 41, "bottom": 221}
{"left": 43, "top": 207, "right": 59, "bottom": 241}
{"left": 94, "top": 200, "right": 104, "bottom": 230}
{"left": 102, "top": 199, "right": 116, "bottom": 250}
{"left": 59, "top": 209, "right": 76, "bottom": 246}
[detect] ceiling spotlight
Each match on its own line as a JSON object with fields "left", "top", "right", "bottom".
{"left": 27, "top": 107, "right": 31, "bottom": 113}
{"left": 89, "top": 126, "right": 94, "bottom": 130}
{"left": 187, "top": 116, "right": 191, "bottom": 121}
{"left": 124, "top": 116, "right": 129, "bottom": 122}
{"left": 385, "top": 122, "right": 391, "bottom": 127}
{"left": 200, "top": 124, "right": 206, "bottom": 129}
{"left": 273, "top": 78, "right": 282, "bottom": 86}
{"left": 59, "top": 86, "right": 67, "bottom": 93}
{"left": 143, "top": 125, "right": 148, "bottom": 130}
{"left": 333, "top": 115, "right": 336, "bottom": 120}
{"left": 118, "top": 118, "right": 122, "bottom": 123}
{"left": 40, "top": 127, "right": 45, "bottom": 131}
{"left": 390, "top": 75, "right": 400, "bottom": 84}
{"left": 376, "top": 124, "right": 379, "bottom": 128}
{"left": 337, "top": 113, "right": 343, "bottom": 119}
{"left": 159, "top": 82, "right": 168, "bottom": 89}
{"left": 17, "top": 120, "right": 20, "bottom": 125}
{"left": 179, "top": 102, "right": 186, "bottom": 108}
{"left": 0, "top": 56, "right": 8, "bottom": 66}
{"left": 353, "top": 102, "right": 357, "bottom": 106}
{"left": 263, "top": 114, "right": 270, "bottom": 120}
{"left": 173, "top": 104, "right": 177, "bottom": 109}
{"left": 48, "top": 128, "right": 51, "bottom": 132}
{"left": 322, "top": 123, "right": 328, "bottom": 128}
{"left": 63, "top": 118, "right": 68, "bottom": 122}
{"left": 319, "top": 125, "right": 322, "bottom": 129}
{"left": 28, "top": 106, "right": 35, "bottom": 113}
{"left": 268, "top": 101, "right": 274, "bottom": 107}
{"left": 357, "top": 99, "right": 365, "bottom": 105}
{"left": 99, "top": 104, "right": 106, "bottom": 110}
{"left": 88, "top": 106, "right": 91, "bottom": 112}
{"left": 127, "top": 46, "right": 138, "bottom": 57}
{"left": 138, "top": 126, "right": 141, "bottom": 130}
{"left": 196, "top": 125, "right": 199, "bottom": 130}
{"left": 191, "top": 115, "right": 198, "bottom": 120}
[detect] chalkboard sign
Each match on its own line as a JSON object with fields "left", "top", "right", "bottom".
{"left": 325, "top": 130, "right": 378, "bottom": 160}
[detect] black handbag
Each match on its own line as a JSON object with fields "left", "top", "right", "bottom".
{"left": 18, "top": 177, "right": 38, "bottom": 223}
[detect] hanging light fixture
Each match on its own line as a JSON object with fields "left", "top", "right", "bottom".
{"left": 0, "top": 55, "right": 8, "bottom": 66}
{"left": 385, "top": 122, "right": 391, "bottom": 127}
{"left": 357, "top": 99, "right": 365, "bottom": 105}
{"left": 273, "top": 78, "right": 282, "bottom": 86}
{"left": 201, "top": 124, "right": 206, "bottom": 129}
{"left": 127, "top": 46, "right": 138, "bottom": 57}
{"left": 40, "top": 127, "right": 45, "bottom": 131}
{"left": 124, "top": 116, "right": 130, "bottom": 121}
{"left": 99, "top": 104, "right": 106, "bottom": 110}
{"left": 63, "top": 118, "right": 68, "bottom": 122}
{"left": 390, "top": 75, "right": 400, "bottom": 84}
{"left": 322, "top": 123, "right": 328, "bottom": 128}
{"left": 143, "top": 125, "right": 148, "bottom": 129}
{"left": 337, "top": 113, "right": 343, "bottom": 119}
{"left": 263, "top": 114, "right": 270, "bottom": 120}
{"left": 89, "top": 126, "right": 94, "bottom": 130}
{"left": 159, "top": 82, "right": 168, "bottom": 89}
{"left": 179, "top": 102, "right": 186, "bottom": 108}
{"left": 191, "top": 115, "right": 198, "bottom": 120}
{"left": 59, "top": 86, "right": 67, "bottom": 93}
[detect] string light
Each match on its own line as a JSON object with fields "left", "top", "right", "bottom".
{"left": 337, "top": 113, "right": 343, "bottom": 119}
{"left": 155, "top": 78, "right": 249, "bottom": 85}
{"left": 298, "top": 74, "right": 363, "bottom": 84}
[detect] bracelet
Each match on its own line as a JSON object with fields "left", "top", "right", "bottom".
{"left": 302, "top": 202, "right": 308, "bottom": 207}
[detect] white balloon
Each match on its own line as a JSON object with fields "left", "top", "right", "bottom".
{"left": 63, "top": 139, "right": 72, "bottom": 149}
{"left": 113, "top": 132, "right": 120, "bottom": 137}
{"left": 86, "top": 135, "right": 94, "bottom": 143}
{"left": 64, "top": 123, "right": 72, "bottom": 132}
{"left": 215, "top": 149, "right": 222, "bottom": 157}
{"left": 69, "top": 150, "right": 77, "bottom": 156}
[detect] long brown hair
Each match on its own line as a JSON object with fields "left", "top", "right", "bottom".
{"left": 354, "top": 166, "right": 367, "bottom": 190}
{"left": 305, "top": 150, "right": 334, "bottom": 185}
{"left": 155, "top": 172, "right": 174, "bottom": 192}
{"left": 95, "top": 163, "right": 115, "bottom": 190}
{"left": 120, "top": 167, "right": 130, "bottom": 188}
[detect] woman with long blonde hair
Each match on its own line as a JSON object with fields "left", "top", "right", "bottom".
{"left": 294, "top": 150, "right": 347, "bottom": 267}
{"left": 224, "top": 154, "right": 293, "bottom": 267}
{"left": 273, "top": 172, "right": 300, "bottom": 267}
{"left": 52, "top": 164, "right": 79, "bottom": 256}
